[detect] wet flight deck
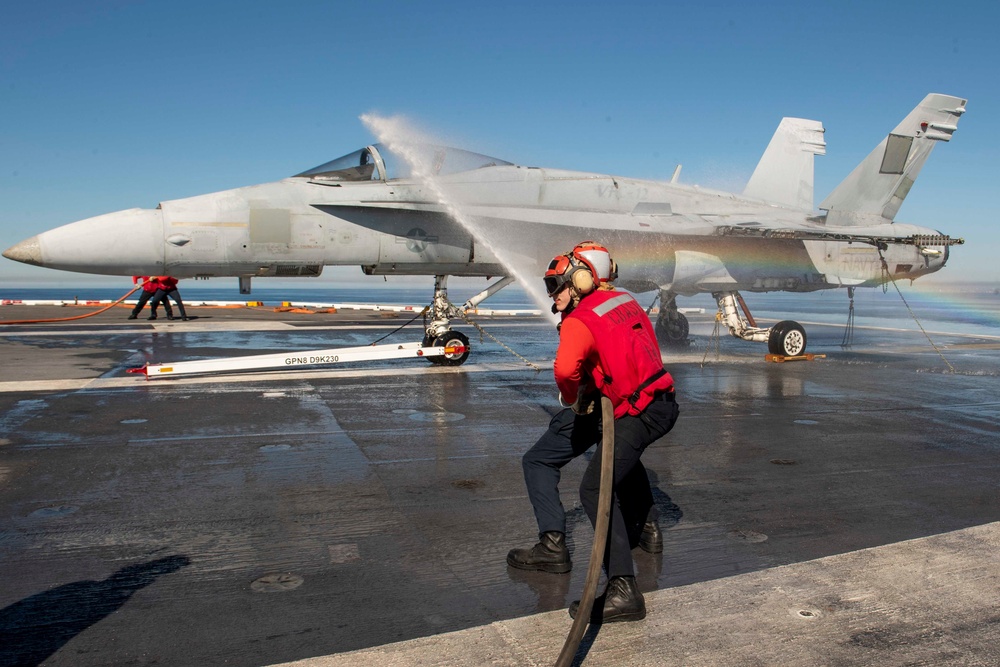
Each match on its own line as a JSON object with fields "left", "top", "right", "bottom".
{"left": 1, "top": 300, "right": 998, "bottom": 666}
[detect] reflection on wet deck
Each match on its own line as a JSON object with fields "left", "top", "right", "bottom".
{"left": 0, "top": 305, "right": 999, "bottom": 665}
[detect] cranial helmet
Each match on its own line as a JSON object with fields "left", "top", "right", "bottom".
{"left": 543, "top": 241, "right": 617, "bottom": 297}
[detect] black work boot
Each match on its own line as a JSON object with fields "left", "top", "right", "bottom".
{"left": 569, "top": 575, "right": 646, "bottom": 623}
{"left": 506, "top": 531, "right": 571, "bottom": 573}
{"left": 639, "top": 520, "right": 663, "bottom": 553}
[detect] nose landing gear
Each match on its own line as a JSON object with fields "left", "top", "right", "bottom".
{"left": 422, "top": 274, "right": 517, "bottom": 366}
{"left": 428, "top": 330, "right": 471, "bottom": 366}
{"left": 654, "top": 291, "right": 691, "bottom": 347}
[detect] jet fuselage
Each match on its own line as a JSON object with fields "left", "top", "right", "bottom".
{"left": 2, "top": 157, "right": 947, "bottom": 298}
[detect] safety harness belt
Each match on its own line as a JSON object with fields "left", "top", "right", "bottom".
{"left": 627, "top": 367, "right": 667, "bottom": 410}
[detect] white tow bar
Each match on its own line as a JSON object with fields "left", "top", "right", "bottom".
{"left": 127, "top": 340, "right": 468, "bottom": 380}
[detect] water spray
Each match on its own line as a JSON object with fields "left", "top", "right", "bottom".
{"left": 364, "top": 114, "right": 615, "bottom": 662}
{"left": 360, "top": 113, "right": 557, "bottom": 322}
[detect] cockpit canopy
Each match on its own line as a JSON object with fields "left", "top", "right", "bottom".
{"left": 294, "top": 143, "right": 512, "bottom": 182}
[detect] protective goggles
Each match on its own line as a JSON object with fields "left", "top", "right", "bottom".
{"left": 543, "top": 254, "right": 573, "bottom": 296}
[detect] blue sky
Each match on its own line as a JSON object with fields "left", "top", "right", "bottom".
{"left": 1, "top": 0, "right": 997, "bottom": 289}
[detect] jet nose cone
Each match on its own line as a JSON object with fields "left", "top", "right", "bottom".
{"left": 3, "top": 236, "right": 43, "bottom": 266}
{"left": 4, "top": 208, "right": 165, "bottom": 276}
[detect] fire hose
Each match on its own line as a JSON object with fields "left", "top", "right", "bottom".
{"left": 554, "top": 395, "right": 615, "bottom": 666}
{"left": 0, "top": 286, "right": 140, "bottom": 325}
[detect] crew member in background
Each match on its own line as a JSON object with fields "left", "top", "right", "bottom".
{"left": 507, "top": 241, "right": 679, "bottom": 623}
{"left": 127, "top": 276, "right": 172, "bottom": 320}
{"left": 149, "top": 276, "right": 188, "bottom": 321}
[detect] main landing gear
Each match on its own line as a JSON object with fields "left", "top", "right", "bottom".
{"left": 655, "top": 288, "right": 808, "bottom": 356}
{"left": 712, "top": 290, "right": 807, "bottom": 356}
{"left": 653, "top": 291, "right": 691, "bottom": 347}
{"left": 422, "top": 275, "right": 516, "bottom": 366}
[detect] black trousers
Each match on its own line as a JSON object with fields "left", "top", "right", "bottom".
{"left": 130, "top": 290, "right": 171, "bottom": 317}
{"left": 521, "top": 393, "right": 679, "bottom": 577}
{"left": 150, "top": 289, "right": 185, "bottom": 318}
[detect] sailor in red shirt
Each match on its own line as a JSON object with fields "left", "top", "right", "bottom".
{"left": 127, "top": 276, "right": 172, "bottom": 320}
{"left": 149, "top": 276, "right": 188, "bottom": 321}
{"left": 507, "top": 242, "right": 679, "bottom": 623}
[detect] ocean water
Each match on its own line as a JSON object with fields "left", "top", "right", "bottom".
{"left": 0, "top": 284, "right": 539, "bottom": 310}
{"left": 2, "top": 282, "right": 999, "bottom": 337}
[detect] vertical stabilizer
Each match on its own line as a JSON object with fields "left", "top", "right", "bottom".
{"left": 820, "top": 93, "right": 967, "bottom": 226}
{"left": 743, "top": 118, "right": 826, "bottom": 210}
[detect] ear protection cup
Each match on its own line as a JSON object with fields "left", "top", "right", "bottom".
{"left": 547, "top": 243, "right": 614, "bottom": 298}
{"left": 571, "top": 241, "right": 614, "bottom": 288}
{"left": 571, "top": 266, "right": 595, "bottom": 294}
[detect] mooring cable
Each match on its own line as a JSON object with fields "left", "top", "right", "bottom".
{"left": 367, "top": 305, "right": 430, "bottom": 346}
{"left": 366, "top": 296, "right": 543, "bottom": 372}
{"left": 457, "top": 309, "right": 543, "bottom": 372}
{"left": 700, "top": 310, "right": 723, "bottom": 367}
{"left": 0, "top": 286, "right": 141, "bottom": 325}
{"left": 878, "top": 251, "right": 956, "bottom": 373}
{"left": 554, "top": 395, "right": 615, "bottom": 667}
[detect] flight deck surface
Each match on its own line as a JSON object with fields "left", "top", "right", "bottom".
{"left": 1, "top": 301, "right": 998, "bottom": 666}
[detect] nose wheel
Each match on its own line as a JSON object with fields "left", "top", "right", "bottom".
{"left": 428, "top": 330, "right": 471, "bottom": 366}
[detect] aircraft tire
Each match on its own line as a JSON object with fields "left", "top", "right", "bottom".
{"left": 768, "top": 321, "right": 807, "bottom": 356}
{"left": 655, "top": 312, "right": 690, "bottom": 347}
{"left": 429, "top": 331, "right": 471, "bottom": 366}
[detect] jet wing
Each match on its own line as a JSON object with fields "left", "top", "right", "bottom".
{"left": 316, "top": 200, "right": 964, "bottom": 251}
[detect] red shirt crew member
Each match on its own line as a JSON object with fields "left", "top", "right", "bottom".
{"left": 507, "top": 241, "right": 679, "bottom": 624}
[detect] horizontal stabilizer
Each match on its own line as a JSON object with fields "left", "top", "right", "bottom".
{"left": 744, "top": 118, "right": 826, "bottom": 210}
{"left": 820, "top": 93, "right": 967, "bottom": 226}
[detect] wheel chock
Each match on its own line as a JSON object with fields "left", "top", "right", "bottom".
{"left": 765, "top": 353, "right": 827, "bottom": 363}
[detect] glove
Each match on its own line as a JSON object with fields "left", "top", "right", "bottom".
{"left": 559, "top": 383, "right": 597, "bottom": 415}
{"left": 572, "top": 393, "right": 596, "bottom": 415}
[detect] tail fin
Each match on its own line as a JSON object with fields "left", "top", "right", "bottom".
{"left": 819, "top": 93, "right": 967, "bottom": 226}
{"left": 743, "top": 118, "right": 826, "bottom": 210}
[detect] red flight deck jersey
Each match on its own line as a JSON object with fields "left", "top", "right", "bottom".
{"left": 155, "top": 276, "right": 178, "bottom": 291}
{"left": 133, "top": 276, "right": 157, "bottom": 294}
{"left": 554, "top": 289, "right": 674, "bottom": 419}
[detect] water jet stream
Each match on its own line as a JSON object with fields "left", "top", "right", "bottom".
{"left": 360, "top": 113, "right": 558, "bottom": 323}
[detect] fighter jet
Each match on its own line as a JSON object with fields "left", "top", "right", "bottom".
{"left": 3, "top": 93, "right": 966, "bottom": 363}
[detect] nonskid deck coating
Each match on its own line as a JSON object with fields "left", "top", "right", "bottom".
{"left": 0, "top": 303, "right": 998, "bottom": 666}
